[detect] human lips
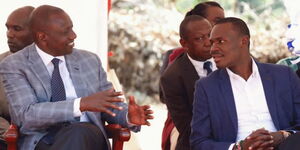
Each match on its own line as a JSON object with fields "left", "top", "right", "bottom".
{"left": 67, "top": 41, "right": 74, "bottom": 47}
{"left": 7, "top": 41, "right": 16, "bottom": 47}
{"left": 211, "top": 52, "right": 224, "bottom": 63}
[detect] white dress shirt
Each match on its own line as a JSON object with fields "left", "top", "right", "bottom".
{"left": 35, "top": 45, "right": 88, "bottom": 122}
{"left": 227, "top": 59, "right": 277, "bottom": 150}
{"left": 187, "top": 54, "right": 217, "bottom": 77}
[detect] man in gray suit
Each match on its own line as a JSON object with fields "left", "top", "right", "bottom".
{"left": 0, "top": 6, "right": 34, "bottom": 146}
{"left": 0, "top": 5, "right": 153, "bottom": 150}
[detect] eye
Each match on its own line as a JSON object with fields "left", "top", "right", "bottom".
{"left": 13, "top": 26, "right": 22, "bottom": 32}
{"left": 217, "top": 39, "right": 225, "bottom": 44}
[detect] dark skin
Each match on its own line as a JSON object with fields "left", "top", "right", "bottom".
{"left": 31, "top": 5, "right": 154, "bottom": 126}
{"left": 210, "top": 23, "right": 286, "bottom": 149}
{"left": 5, "top": 6, "right": 34, "bottom": 53}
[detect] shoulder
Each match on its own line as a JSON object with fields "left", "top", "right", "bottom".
{"left": 0, "top": 51, "right": 11, "bottom": 61}
{"left": 71, "top": 48, "right": 99, "bottom": 59}
{"left": 0, "top": 46, "right": 32, "bottom": 67}
{"left": 161, "top": 53, "right": 189, "bottom": 79}
{"left": 258, "top": 62, "right": 292, "bottom": 72}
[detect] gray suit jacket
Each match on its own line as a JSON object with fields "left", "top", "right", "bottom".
{"left": 0, "top": 51, "right": 11, "bottom": 121}
{"left": 0, "top": 44, "right": 138, "bottom": 150}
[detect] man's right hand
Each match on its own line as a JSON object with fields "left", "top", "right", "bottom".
{"left": 242, "top": 128, "right": 274, "bottom": 150}
{"left": 80, "top": 89, "right": 124, "bottom": 116}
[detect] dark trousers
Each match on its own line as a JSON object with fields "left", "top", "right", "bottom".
{"left": 35, "top": 122, "right": 107, "bottom": 150}
{"left": 277, "top": 132, "right": 300, "bottom": 150}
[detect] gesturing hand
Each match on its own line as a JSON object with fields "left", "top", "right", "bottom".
{"left": 128, "top": 96, "right": 154, "bottom": 126}
{"left": 80, "top": 88, "right": 125, "bottom": 116}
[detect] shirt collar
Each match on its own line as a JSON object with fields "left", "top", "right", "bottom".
{"left": 35, "top": 44, "right": 65, "bottom": 66}
{"left": 187, "top": 53, "right": 215, "bottom": 69}
{"left": 226, "top": 58, "right": 259, "bottom": 80}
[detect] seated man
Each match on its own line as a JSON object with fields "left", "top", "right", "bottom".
{"left": 160, "top": 2, "right": 224, "bottom": 150}
{"left": 0, "top": 6, "right": 34, "bottom": 148}
{"left": 0, "top": 5, "right": 153, "bottom": 150}
{"left": 191, "top": 17, "right": 300, "bottom": 150}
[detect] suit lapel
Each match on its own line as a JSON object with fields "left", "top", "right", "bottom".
{"left": 256, "top": 62, "right": 279, "bottom": 128}
{"left": 219, "top": 69, "right": 238, "bottom": 132}
{"left": 65, "top": 51, "right": 88, "bottom": 97}
{"left": 28, "top": 44, "right": 52, "bottom": 100}
{"left": 182, "top": 53, "right": 199, "bottom": 81}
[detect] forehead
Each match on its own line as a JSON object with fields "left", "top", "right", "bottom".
{"left": 206, "top": 7, "right": 224, "bottom": 19}
{"left": 6, "top": 11, "right": 29, "bottom": 26}
{"left": 186, "top": 19, "right": 212, "bottom": 34}
{"left": 47, "top": 12, "right": 73, "bottom": 28}
{"left": 210, "top": 23, "right": 235, "bottom": 39}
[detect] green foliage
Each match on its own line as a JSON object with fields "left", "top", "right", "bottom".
{"left": 175, "top": 0, "right": 204, "bottom": 13}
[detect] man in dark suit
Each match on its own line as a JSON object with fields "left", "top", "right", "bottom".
{"left": 191, "top": 17, "right": 300, "bottom": 150}
{"left": 0, "top": 5, "right": 153, "bottom": 150}
{"left": 160, "top": 15, "right": 217, "bottom": 150}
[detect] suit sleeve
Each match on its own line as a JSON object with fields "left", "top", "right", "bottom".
{"left": 288, "top": 67, "right": 300, "bottom": 131}
{"left": 0, "top": 60, "right": 76, "bottom": 133}
{"left": 160, "top": 70, "right": 192, "bottom": 142}
{"left": 190, "top": 80, "right": 231, "bottom": 150}
{"left": 93, "top": 54, "right": 140, "bottom": 132}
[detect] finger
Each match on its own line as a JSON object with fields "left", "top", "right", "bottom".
{"left": 128, "top": 96, "right": 136, "bottom": 105}
{"left": 98, "top": 107, "right": 116, "bottom": 117}
{"left": 145, "top": 121, "right": 151, "bottom": 126}
{"left": 249, "top": 136, "right": 273, "bottom": 149}
{"left": 108, "top": 91, "right": 123, "bottom": 97}
{"left": 259, "top": 139, "right": 274, "bottom": 148}
{"left": 103, "top": 102, "right": 123, "bottom": 110}
{"left": 106, "top": 97, "right": 124, "bottom": 103}
{"left": 249, "top": 130, "right": 271, "bottom": 140}
{"left": 146, "top": 115, "right": 154, "bottom": 120}
{"left": 144, "top": 110, "right": 154, "bottom": 115}
{"left": 249, "top": 140, "right": 265, "bottom": 149}
{"left": 141, "top": 105, "right": 151, "bottom": 110}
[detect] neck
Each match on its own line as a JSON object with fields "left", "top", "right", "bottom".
{"left": 228, "top": 57, "right": 252, "bottom": 80}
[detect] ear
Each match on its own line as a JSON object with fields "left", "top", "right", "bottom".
{"left": 179, "top": 38, "right": 188, "bottom": 50}
{"left": 36, "top": 32, "right": 46, "bottom": 42}
{"left": 241, "top": 36, "right": 250, "bottom": 47}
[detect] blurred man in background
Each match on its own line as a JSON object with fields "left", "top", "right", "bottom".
{"left": 0, "top": 6, "right": 34, "bottom": 148}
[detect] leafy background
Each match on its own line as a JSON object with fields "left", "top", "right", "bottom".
{"left": 108, "top": 0, "right": 290, "bottom": 104}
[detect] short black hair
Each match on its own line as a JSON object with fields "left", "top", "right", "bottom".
{"left": 185, "top": 1, "right": 223, "bottom": 17}
{"left": 215, "top": 17, "right": 250, "bottom": 37}
{"left": 179, "top": 15, "right": 206, "bottom": 39}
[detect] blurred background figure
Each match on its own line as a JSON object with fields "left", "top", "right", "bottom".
{"left": 0, "top": 6, "right": 34, "bottom": 148}
{"left": 277, "top": 0, "right": 300, "bottom": 77}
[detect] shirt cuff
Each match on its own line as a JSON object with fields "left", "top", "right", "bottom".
{"left": 73, "top": 98, "right": 83, "bottom": 117}
{"left": 228, "top": 143, "right": 235, "bottom": 150}
{"left": 126, "top": 112, "right": 138, "bottom": 127}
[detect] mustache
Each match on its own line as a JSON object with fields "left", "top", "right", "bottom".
{"left": 210, "top": 50, "right": 222, "bottom": 55}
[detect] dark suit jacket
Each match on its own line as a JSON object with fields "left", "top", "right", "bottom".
{"left": 191, "top": 62, "right": 300, "bottom": 150}
{"left": 160, "top": 53, "right": 199, "bottom": 150}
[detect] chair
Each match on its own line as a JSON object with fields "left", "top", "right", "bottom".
{"left": 3, "top": 124, "right": 130, "bottom": 150}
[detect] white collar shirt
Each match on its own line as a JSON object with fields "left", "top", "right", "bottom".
{"left": 187, "top": 54, "right": 217, "bottom": 77}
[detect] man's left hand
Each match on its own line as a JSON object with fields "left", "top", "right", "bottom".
{"left": 128, "top": 96, "right": 154, "bottom": 126}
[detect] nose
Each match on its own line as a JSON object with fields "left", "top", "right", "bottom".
{"left": 6, "top": 28, "right": 14, "bottom": 39}
{"left": 70, "top": 30, "right": 77, "bottom": 40}
{"left": 210, "top": 42, "right": 218, "bottom": 54}
{"left": 204, "top": 38, "right": 212, "bottom": 47}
